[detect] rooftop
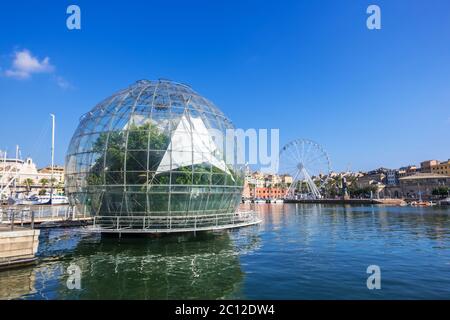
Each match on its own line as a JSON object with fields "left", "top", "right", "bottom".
{"left": 399, "top": 173, "right": 450, "bottom": 180}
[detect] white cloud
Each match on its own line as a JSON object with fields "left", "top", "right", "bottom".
{"left": 5, "top": 49, "right": 54, "bottom": 79}
{"left": 55, "top": 75, "right": 73, "bottom": 90}
{"left": 3, "top": 49, "right": 73, "bottom": 89}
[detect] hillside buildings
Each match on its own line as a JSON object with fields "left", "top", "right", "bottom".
{"left": 243, "top": 170, "right": 293, "bottom": 199}
{"left": 242, "top": 157, "right": 450, "bottom": 200}
{"left": 420, "top": 160, "right": 440, "bottom": 173}
{"left": 363, "top": 159, "right": 450, "bottom": 199}
{"left": 431, "top": 159, "right": 450, "bottom": 176}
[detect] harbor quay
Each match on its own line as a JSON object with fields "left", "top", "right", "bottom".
{"left": 0, "top": 205, "right": 93, "bottom": 270}
{"left": 283, "top": 198, "right": 406, "bottom": 205}
{"left": 0, "top": 225, "right": 39, "bottom": 270}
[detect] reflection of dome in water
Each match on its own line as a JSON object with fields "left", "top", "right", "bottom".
{"left": 65, "top": 79, "right": 257, "bottom": 232}
{"left": 37, "top": 233, "right": 245, "bottom": 299}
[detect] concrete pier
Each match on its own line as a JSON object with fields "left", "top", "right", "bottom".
{"left": 0, "top": 225, "right": 40, "bottom": 270}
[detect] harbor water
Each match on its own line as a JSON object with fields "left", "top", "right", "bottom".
{"left": 1, "top": 203, "right": 450, "bottom": 299}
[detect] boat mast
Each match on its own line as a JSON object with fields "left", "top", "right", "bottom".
{"left": 0, "top": 150, "right": 5, "bottom": 192}
{"left": 50, "top": 114, "right": 55, "bottom": 202}
{"left": 14, "top": 145, "right": 19, "bottom": 196}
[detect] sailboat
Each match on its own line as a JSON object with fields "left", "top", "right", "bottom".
{"left": 38, "top": 114, "right": 68, "bottom": 205}
{"left": 17, "top": 114, "right": 68, "bottom": 206}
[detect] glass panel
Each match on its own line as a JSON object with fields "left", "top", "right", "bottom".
{"left": 126, "top": 171, "right": 147, "bottom": 185}
{"left": 126, "top": 150, "right": 148, "bottom": 171}
{"left": 105, "top": 171, "right": 124, "bottom": 185}
{"left": 169, "top": 193, "right": 190, "bottom": 213}
{"left": 65, "top": 80, "right": 245, "bottom": 226}
{"left": 148, "top": 194, "right": 169, "bottom": 212}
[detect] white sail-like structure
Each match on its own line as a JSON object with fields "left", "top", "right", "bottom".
{"left": 155, "top": 113, "right": 233, "bottom": 178}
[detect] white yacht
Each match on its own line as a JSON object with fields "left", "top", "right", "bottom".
{"left": 12, "top": 193, "right": 69, "bottom": 205}
{"left": 29, "top": 194, "right": 69, "bottom": 205}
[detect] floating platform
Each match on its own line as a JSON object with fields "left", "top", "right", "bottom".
{"left": 87, "top": 211, "right": 261, "bottom": 234}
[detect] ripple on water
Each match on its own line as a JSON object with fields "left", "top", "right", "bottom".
{"left": 1, "top": 204, "right": 449, "bottom": 299}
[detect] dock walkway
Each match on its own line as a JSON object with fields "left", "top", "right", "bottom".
{"left": 0, "top": 206, "right": 92, "bottom": 228}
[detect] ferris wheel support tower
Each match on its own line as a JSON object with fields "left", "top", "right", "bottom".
{"left": 279, "top": 139, "right": 331, "bottom": 200}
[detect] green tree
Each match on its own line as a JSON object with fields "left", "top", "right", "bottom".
{"left": 24, "top": 178, "right": 34, "bottom": 195}
{"left": 40, "top": 178, "right": 49, "bottom": 187}
{"left": 88, "top": 123, "right": 170, "bottom": 186}
{"left": 432, "top": 187, "right": 450, "bottom": 198}
{"left": 348, "top": 185, "right": 378, "bottom": 198}
{"left": 84, "top": 122, "right": 238, "bottom": 213}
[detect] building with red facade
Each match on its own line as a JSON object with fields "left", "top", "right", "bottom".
{"left": 255, "top": 187, "right": 288, "bottom": 199}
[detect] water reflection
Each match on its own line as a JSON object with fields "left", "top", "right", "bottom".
{"left": 1, "top": 204, "right": 450, "bottom": 299}
{"left": 1, "top": 231, "right": 258, "bottom": 300}
{"left": 0, "top": 268, "right": 36, "bottom": 299}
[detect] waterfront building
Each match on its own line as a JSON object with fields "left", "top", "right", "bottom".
{"left": 65, "top": 79, "right": 259, "bottom": 233}
{"left": 386, "top": 169, "right": 399, "bottom": 186}
{"left": 356, "top": 171, "right": 386, "bottom": 188}
{"left": 242, "top": 171, "right": 292, "bottom": 199}
{"left": 420, "top": 160, "right": 440, "bottom": 173}
{"left": 355, "top": 170, "right": 387, "bottom": 198}
{"left": 255, "top": 187, "right": 287, "bottom": 199}
{"left": 431, "top": 159, "right": 450, "bottom": 176}
{"left": 242, "top": 182, "right": 252, "bottom": 199}
{"left": 398, "top": 165, "right": 417, "bottom": 177}
{"left": 243, "top": 171, "right": 265, "bottom": 188}
{"left": 0, "top": 157, "right": 64, "bottom": 196}
{"left": 280, "top": 174, "right": 293, "bottom": 186}
{"left": 398, "top": 173, "right": 450, "bottom": 199}
{"left": 38, "top": 165, "right": 65, "bottom": 184}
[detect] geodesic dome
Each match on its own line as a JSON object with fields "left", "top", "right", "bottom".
{"left": 65, "top": 79, "right": 257, "bottom": 233}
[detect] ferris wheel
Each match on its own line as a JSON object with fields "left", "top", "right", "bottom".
{"left": 277, "top": 139, "right": 331, "bottom": 199}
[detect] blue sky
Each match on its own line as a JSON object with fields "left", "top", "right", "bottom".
{"left": 0, "top": 0, "right": 449, "bottom": 172}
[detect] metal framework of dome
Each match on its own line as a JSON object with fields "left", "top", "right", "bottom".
{"left": 65, "top": 79, "right": 260, "bottom": 233}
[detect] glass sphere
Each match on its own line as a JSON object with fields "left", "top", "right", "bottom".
{"left": 65, "top": 79, "right": 245, "bottom": 231}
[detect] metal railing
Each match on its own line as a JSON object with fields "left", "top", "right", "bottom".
{"left": 0, "top": 206, "right": 79, "bottom": 228}
{"left": 0, "top": 207, "right": 36, "bottom": 230}
{"left": 91, "top": 211, "right": 260, "bottom": 233}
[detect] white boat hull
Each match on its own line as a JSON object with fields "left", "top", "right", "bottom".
{"left": 15, "top": 195, "right": 69, "bottom": 206}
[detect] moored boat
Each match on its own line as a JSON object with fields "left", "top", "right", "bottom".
{"left": 253, "top": 199, "right": 266, "bottom": 204}
{"left": 270, "top": 199, "right": 284, "bottom": 204}
{"left": 13, "top": 194, "right": 69, "bottom": 206}
{"left": 410, "top": 201, "right": 434, "bottom": 207}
